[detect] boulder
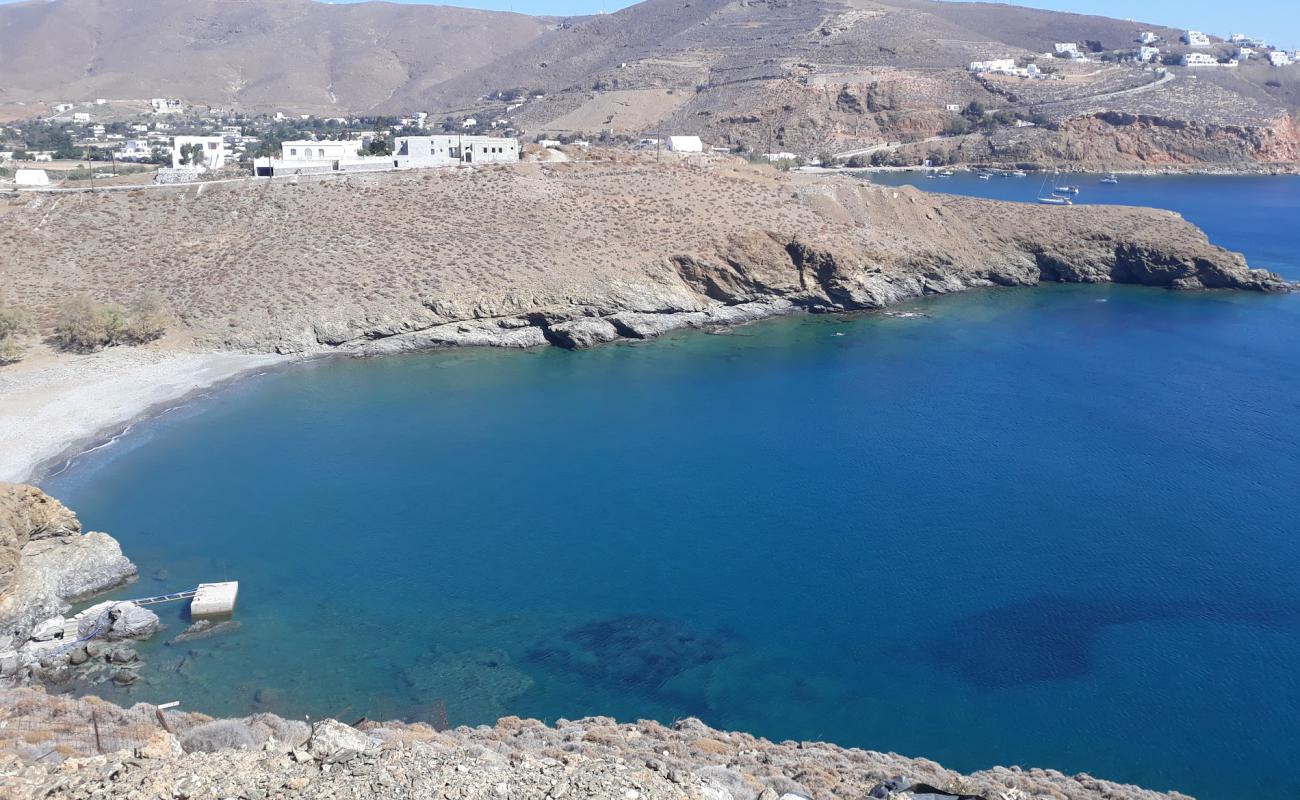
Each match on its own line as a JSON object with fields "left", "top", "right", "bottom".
{"left": 547, "top": 317, "right": 621, "bottom": 349}
{"left": 30, "top": 616, "right": 66, "bottom": 642}
{"left": 77, "top": 601, "right": 159, "bottom": 641}
{"left": 308, "top": 719, "right": 379, "bottom": 764}
{"left": 172, "top": 619, "right": 241, "bottom": 643}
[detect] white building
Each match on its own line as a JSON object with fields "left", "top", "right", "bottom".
{"left": 1268, "top": 51, "right": 1293, "bottom": 66}
{"left": 969, "top": 58, "right": 1017, "bottom": 73}
{"left": 666, "top": 135, "right": 703, "bottom": 153}
{"left": 171, "top": 135, "right": 228, "bottom": 169}
{"left": 1236, "top": 47, "right": 1254, "bottom": 59}
{"left": 1054, "top": 42, "right": 1080, "bottom": 55}
{"left": 281, "top": 140, "right": 360, "bottom": 162}
{"left": 14, "top": 168, "right": 50, "bottom": 187}
{"left": 1181, "top": 53, "right": 1236, "bottom": 67}
{"left": 945, "top": 103, "right": 962, "bottom": 112}
{"left": 150, "top": 98, "right": 184, "bottom": 114}
{"left": 72, "top": 112, "right": 91, "bottom": 123}
{"left": 1139, "top": 46, "right": 1161, "bottom": 62}
{"left": 1229, "top": 33, "right": 1248, "bottom": 43}
{"left": 1139, "top": 31, "right": 1158, "bottom": 44}
{"left": 1183, "top": 31, "right": 1211, "bottom": 47}
{"left": 116, "top": 139, "right": 152, "bottom": 159}
{"left": 393, "top": 135, "right": 519, "bottom": 167}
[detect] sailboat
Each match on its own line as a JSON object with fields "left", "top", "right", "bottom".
{"left": 1038, "top": 168, "right": 1073, "bottom": 205}
{"left": 1100, "top": 173, "right": 1120, "bottom": 184}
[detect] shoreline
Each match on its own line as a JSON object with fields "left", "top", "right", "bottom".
{"left": 0, "top": 347, "right": 287, "bottom": 485}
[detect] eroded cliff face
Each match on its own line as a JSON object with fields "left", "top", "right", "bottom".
{"left": 0, "top": 484, "right": 136, "bottom": 652}
{"left": 307, "top": 177, "right": 1293, "bottom": 353}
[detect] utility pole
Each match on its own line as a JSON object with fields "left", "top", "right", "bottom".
{"left": 656, "top": 124, "right": 661, "bottom": 162}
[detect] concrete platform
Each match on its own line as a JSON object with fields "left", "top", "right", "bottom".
{"left": 191, "top": 581, "right": 239, "bottom": 619}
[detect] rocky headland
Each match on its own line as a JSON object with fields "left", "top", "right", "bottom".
{"left": 1, "top": 155, "right": 1290, "bottom": 362}
{"left": 0, "top": 484, "right": 162, "bottom": 690}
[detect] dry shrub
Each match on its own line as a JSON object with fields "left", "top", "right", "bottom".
{"left": 0, "top": 335, "right": 25, "bottom": 365}
{"left": 52, "top": 292, "right": 169, "bottom": 352}
{"left": 53, "top": 294, "right": 129, "bottom": 351}
{"left": 125, "top": 290, "right": 170, "bottom": 343}
{"left": 179, "top": 719, "right": 260, "bottom": 753}
{"left": 0, "top": 306, "right": 31, "bottom": 339}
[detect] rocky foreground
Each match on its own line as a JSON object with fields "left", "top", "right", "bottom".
{"left": 1, "top": 154, "right": 1290, "bottom": 357}
{"left": 0, "top": 687, "right": 1193, "bottom": 800}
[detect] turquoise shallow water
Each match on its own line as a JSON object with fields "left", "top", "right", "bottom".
{"left": 44, "top": 175, "right": 1300, "bottom": 800}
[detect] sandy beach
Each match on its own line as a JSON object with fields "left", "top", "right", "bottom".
{"left": 0, "top": 346, "right": 285, "bottom": 484}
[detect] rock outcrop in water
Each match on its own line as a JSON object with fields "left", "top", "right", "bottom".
{"left": 0, "top": 485, "right": 136, "bottom": 652}
{"left": 0, "top": 484, "right": 154, "bottom": 689}
{"left": 0, "top": 686, "right": 1194, "bottom": 800}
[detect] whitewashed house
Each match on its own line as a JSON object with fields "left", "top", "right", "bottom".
{"left": 281, "top": 140, "right": 359, "bottom": 162}
{"left": 171, "top": 135, "right": 228, "bottom": 169}
{"left": 666, "top": 135, "right": 704, "bottom": 153}
{"left": 1181, "top": 53, "right": 1236, "bottom": 67}
{"left": 72, "top": 112, "right": 91, "bottom": 123}
{"left": 52, "top": 103, "right": 74, "bottom": 113}
{"left": 1139, "top": 31, "right": 1158, "bottom": 44}
{"left": 1183, "top": 31, "right": 1211, "bottom": 47}
{"left": 116, "top": 139, "right": 151, "bottom": 159}
{"left": 1268, "top": 51, "right": 1293, "bottom": 66}
{"left": 969, "top": 58, "right": 1017, "bottom": 74}
{"left": 1139, "top": 46, "right": 1161, "bottom": 62}
{"left": 394, "top": 134, "right": 521, "bottom": 167}
{"left": 1054, "top": 42, "right": 1080, "bottom": 55}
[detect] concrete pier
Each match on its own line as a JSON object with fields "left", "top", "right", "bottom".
{"left": 191, "top": 581, "right": 239, "bottom": 619}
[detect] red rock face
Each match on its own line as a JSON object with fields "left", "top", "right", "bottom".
{"left": 1055, "top": 113, "right": 1300, "bottom": 167}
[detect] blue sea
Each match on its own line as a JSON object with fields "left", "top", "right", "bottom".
{"left": 45, "top": 175, "right": 1300, "bottom": 799}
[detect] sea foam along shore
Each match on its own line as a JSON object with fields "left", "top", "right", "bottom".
{"left": 0, "top": 346, "right": 285, "bottom": 484}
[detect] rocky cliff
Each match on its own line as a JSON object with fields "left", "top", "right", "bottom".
{"left": 0, "top": 686, "right": 1193, "bottom": 800}
{"left": 1, "top": 157, "right": 1289, "bottom": 357}
{"left": 0, "top": 484, "right": 136, "bottom": 653}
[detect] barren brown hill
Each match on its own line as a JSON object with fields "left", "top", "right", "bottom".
{"left": 2, "top": 0, "right": 1297, "bottom": 166}
{"left": 0, "top": 155, "right": 1285, "bottom": 355}
{"left": 0, "top": 0, "right": 550, "bottom": 113}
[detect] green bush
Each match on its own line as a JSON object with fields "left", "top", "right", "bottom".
{"left": 0, "top": 306, "right": 31, "bottom": 340}
{"left": 54, "top": 295, "right": 127, "bottom": 351}
{"left": 53, "top": 292, "right": 169, "bottom": 352}
{"left": 0, "top": 335, "right": 25, "bottom": 365}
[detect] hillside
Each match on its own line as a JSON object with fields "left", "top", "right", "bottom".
{"left": 0, "top": 0, "right": 1297, "bottom": 166}
{"left": 0, "top": 155, "right": 1286, "bottom": 356}
{"left": 0, "top": 0, "right": 550, "bottom": 114}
